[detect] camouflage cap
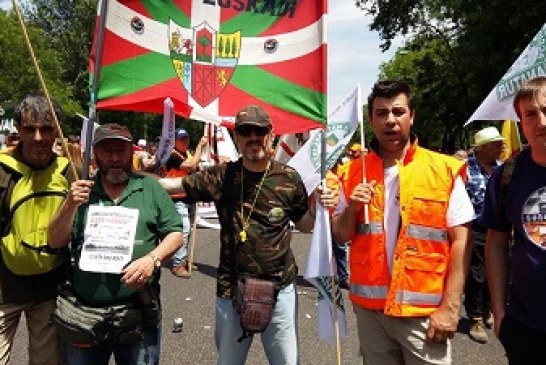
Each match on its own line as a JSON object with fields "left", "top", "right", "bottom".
{"left": 93, "top": 123, "right": 133, "bottom": 145}
{"left": 235, "top": 105, "right": 272, "bottom": 129}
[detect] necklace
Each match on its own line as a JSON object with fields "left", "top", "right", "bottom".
{"left": 239, "top": 160, "right": 270, "bottom": 243}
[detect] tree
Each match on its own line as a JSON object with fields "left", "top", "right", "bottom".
{"left": 24, "top": 0, "right": 96, "bottom": 111}
{"left": 0, "top": 10, "right": 80, "bottom": 119}
{"left": 354, "top": 0, "right": 546, "bottom": 151}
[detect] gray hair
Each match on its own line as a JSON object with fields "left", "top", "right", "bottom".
{"left": 14, "top": 93, "right": 62, "bottom": 125}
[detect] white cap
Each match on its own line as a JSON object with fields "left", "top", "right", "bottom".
{"left": 137, "top": 139, "right": 147, "bottom": 147}
{"left": 472, "top": 127, "right": 505, "bottom": 147}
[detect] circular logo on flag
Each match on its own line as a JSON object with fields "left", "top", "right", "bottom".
{"left": 264, "top": 39, "right": 278, "bottom": 54}
{"left": 131, "top": 17, "right": 145, "bottom": 35}
{"left": 309, "top": 122, "right": 352, "bottom": 171}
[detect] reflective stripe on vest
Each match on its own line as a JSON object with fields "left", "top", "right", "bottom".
{"left": 406, "top": 224, "right": 447, "bottom": 243}
{"left": 395, "top": 290, "right": 442, "bottom": 305}
{"left": 356, "top": 221, "right": 383, "bottom": 234}
{"left": 349, "top": 283, "right": 388, "bottom": 300}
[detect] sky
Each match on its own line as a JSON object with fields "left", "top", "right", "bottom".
{"left": 0, "top": 0, "right": 402, "bottom": 113}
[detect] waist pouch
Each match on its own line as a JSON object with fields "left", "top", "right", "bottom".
{"left": 51, "top": 289, "right": 143, "bottom": 346}
{"left": 233, "top": 276, "right": 278, "bottom": 341}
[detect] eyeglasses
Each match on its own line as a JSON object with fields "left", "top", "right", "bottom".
{"left": 235, "top": 125, "right": 270, "bottom": 137}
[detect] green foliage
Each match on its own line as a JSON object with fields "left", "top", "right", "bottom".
{"left": 24, "top": 0, "right": 96, "bottom": 108}
{"left": 0, "top": 10, "right": 80, "bottom": 124}
{"left": 355, "top": 0, "right": 546, "bottom": 152}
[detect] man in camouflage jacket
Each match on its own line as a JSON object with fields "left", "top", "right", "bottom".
{"left": 160, "top": 105, "right": 333, "bottom": 365}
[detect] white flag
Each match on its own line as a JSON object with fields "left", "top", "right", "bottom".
{"left": 304, "top": 199, "right": 347, "bottom": 344}
{"left": 466, "top": 23, "right": 546, "bottom": 125}
{"left": 155, "top": 98, "right": 176, "bottom": 168}
{"left": 288, "top": 85, "right": 361, "bottom": 195}
{"left": 78, "top": 113, "right": 99, "bottom": 153}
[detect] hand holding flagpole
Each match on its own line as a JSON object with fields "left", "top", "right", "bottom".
{"left": 356, "top": 85, "right": 370, "bottom": 224}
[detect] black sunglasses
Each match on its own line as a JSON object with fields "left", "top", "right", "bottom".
{"left": 235, "top": 125, "right": 270, "bottom": 137}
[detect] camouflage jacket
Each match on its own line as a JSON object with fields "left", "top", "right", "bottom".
{"left": 181, "top": 159, "right": 308, "bottom": 298}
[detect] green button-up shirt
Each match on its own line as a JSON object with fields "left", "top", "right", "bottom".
{"left": 70, "top": 172, "right": 182, "bottom": 305}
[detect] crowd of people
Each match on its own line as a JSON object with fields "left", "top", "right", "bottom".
{"left": 0, "top": 76, "right": 545, "bottom": 365}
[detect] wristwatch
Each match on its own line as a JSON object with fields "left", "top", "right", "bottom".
{"left": 148, "top": 253, "right": 161, "bottom": 271}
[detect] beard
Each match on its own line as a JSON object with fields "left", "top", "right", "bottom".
{"left": 242, "top": 140, "right": 269, "bottom": 162}
{"left": 97, "top": 160, "right": 131, "bottom": 185}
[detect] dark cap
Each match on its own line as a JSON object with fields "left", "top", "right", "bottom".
{"left": 235, "top": 105, "right": 272, "bottom": 128}
{"left": 93, "top": 123, "right": 133, "bottom": 146}
{"left": 175, "top": 129, "right": 189, "bottom": 139}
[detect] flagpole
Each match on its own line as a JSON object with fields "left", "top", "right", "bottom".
{"left": 83, "top": 0, "right": 109, "bottom": 179}
{"left": 12, "top": 0, "right": 78, "bottom": 180}
{"left": 357, "top": 85, "right": 370, "bottom": 225}
{"left": 187, "top": 204, "right": 199, "bottom": 276}
{"left": 320, "top": 128, "right": 342, "bottom": 365}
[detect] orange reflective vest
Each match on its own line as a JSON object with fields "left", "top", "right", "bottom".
{"left": 344, "top": 140, "right": 465, "bottom": 317}
{"left": 164, "top": 150, "right": 193, "bottom": 200}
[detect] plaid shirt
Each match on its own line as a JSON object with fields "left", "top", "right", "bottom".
{"left": 466, "top": 154, "right": 501, "bottom": 219}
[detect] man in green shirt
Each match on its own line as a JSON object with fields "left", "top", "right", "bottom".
{"left": 48, "top": 123, "right": 183, "bottom": 365}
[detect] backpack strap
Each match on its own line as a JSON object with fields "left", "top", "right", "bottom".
{"left": 0, "top": 164, "right": 20, "bottom": 237}
{"left": 500, "top": 147, "right": 528, "bottom": 209}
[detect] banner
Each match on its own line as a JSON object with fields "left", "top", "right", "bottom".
{"left": 77, "top": 113, "right": 99, "bottom": 153}
{"left": 90, "top": 0, "right": 327, "bottom": 135}
{"left": 500, "top": 120, "right": 522, "bottom": 161}
{"left": 304, "top": 200, "right": 347, "bottom": 344}
{"left": 274, "top": 132, "right": 310, "bottom": 164}
{"left": 288, "top": 85, "right": 361, "bottom": 194}
{"left": 466, "top": 23, "right": 546, "bottom": 125}
{"left": 155, "top": 98, "right": 176, "bottom": 168}
{"left": 202, "top": 123, "right": 238, "bottom": 165}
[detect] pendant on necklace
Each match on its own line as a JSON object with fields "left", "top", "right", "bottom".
{"left": 239, "top": 230, "right": 247, "bottom": 242}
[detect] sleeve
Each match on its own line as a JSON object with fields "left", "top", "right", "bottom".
{"left": 181, "top": 164, "right": 225, "bottom": 203}
{"left": 446, "top": 176, "right": 475, "bottom": 227}
{"left": 152, "top": 179, "right": 184, "bottom": 239}
{"left": 288, "top": 171, "right": 309, "bottom": 223}
{"left": 479, "top": 166, "right": 511, "bottom": 232}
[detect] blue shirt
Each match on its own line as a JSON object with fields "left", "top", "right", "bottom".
{"left": 465, "top": 154, "right": 501, "bottom": 220}
{"left": 480, "top": 149, "right": 546, "bottom": 334}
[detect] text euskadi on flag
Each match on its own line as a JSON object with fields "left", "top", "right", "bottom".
{"left": 90, "top": 0, "right": 327, "bottom": 135}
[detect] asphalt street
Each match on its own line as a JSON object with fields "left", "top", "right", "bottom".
{"left": 11, "top": 226, "right": 507, "bottom": 364}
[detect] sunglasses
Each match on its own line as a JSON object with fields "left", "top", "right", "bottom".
{"left": 235, "top": 125, "right": 270, "bottom": 137}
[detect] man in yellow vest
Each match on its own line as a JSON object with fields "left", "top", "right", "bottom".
{"left": 0, "top": 94, "right": 69, "bottom": 365}
{"left": 332, "top": 80, "right": 473, "bottom": 364}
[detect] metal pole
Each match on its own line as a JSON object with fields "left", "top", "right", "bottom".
{"left": 83, "top": 0, "right": 109, "bottom": 179}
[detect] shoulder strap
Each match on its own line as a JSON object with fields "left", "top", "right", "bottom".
{"left": 0, "top": 162, "right": 20, "bottom": 237}
{"left": 223, "top": 161, "right": 240, "bottom": 281}
{"left": 500, "top": 147, "right": 528, "bottom": 208}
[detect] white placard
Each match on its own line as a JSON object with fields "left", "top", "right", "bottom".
{"left": 79, "top": 205, "right": 139, "bottom": 274}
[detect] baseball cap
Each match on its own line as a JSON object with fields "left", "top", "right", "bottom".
{"left": 92, "top": 123, "right": 133, "bottom": 146}
{"left": 175, "top": 129, "right": 189, "bottom": 139}
{"left": 137, "top": 139, "right": 147, "bottom": 147}
{"left": 235, "top": 105, "right": 272, "bottom": 129}
{"left": 472, "top": 127, "right": 505, "bottom": 147}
